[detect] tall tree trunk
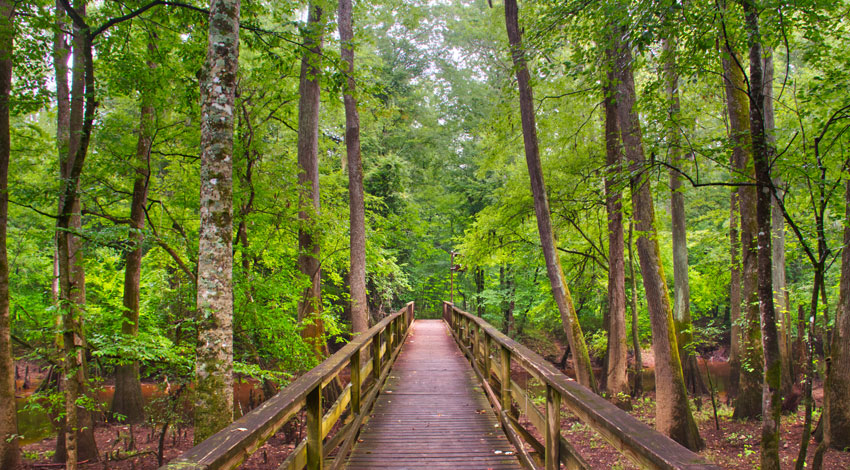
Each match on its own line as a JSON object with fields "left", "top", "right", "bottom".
{"left": 741, "top": 2, "right": 781, "bottom": 467}
{"left": 613, "top": 33, "right": 703, "bottom": 451}
{"left": 111, "top": 40, "right": 155, "bottom": 425}
{"left": 628, "top": 221, "right": 643, "bottom": 396}
{"left": 194, "top": 0, "right": 240, "bottom": 444}
{"left": 297, "top": 4, "right": 326, "bottom": 358}
{"left": 826, "top": 180, "right": 850, "bottom": 449}
{"left": 603, "top": 50, "right": 628, "bottom": 397}
{"left": 0, "top": 1, "right": 18, "bottom": 467}
{"left": 338, "top": 0, "right": 368, "bottom": 335}
{"left": 55, "top": 1, "right": 98, "bottom": 464}
{"left": 720, "top": 30, "right": 762, "bottom": 419}
{"left": 503, "top": 0, "right": 596, "bottom": 392}
{"left": 664, "top": 35, "right": 704, "bottom": 396}
{"left": 763, "top": 49, "right": 794, "bottom": 398}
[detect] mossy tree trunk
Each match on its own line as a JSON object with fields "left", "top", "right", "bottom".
{"left": 613, "top": 32, "right": 703, "bottom": 451}
{"left": 194, "top": 0, "right": 240, "bottom": 444}
{"left": 503, "top": 0, "right": 596, "bottom": 392}
{"left": 0, "top": 1, "right": 18, "bottom": 467}
{"left": 719, "top": 23, "right": 763, "bottom": 418}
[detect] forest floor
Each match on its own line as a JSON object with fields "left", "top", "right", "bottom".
{"left": 15, "top": 352, "right": 850, "bottom": 469}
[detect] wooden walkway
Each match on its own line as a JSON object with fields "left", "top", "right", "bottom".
{"left": 345, "top": 320, "right": 523, "bottom": 469}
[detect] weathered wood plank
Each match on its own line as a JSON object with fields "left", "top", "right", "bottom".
{"left": 344, "top": 320, "right": 523, "bottom": 470}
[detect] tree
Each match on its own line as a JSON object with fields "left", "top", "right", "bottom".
{"left": 603, "top": 43, "right": 628, "bottom": 398}
{"left": 718, "top": 12, "right": 762, "bottom": 418}
{"left": 740, "top": 1, "right": 781, "bottom": 467}
{"left": 111, "top": 38, "right": 156, "bottom": 425}
{"left": 55, "top": 0, "right": 99, "bottom": 464}
{"left": 613, "top": 27, "right": 703, "bottom": 450}
{"left": 339, "top": 0, "right": 368, "bottom": 335}
{"left": 194, "top": 0, "right": 240, "bottom": 443}
{"left": 0, "top": 0, "right": 17, "bottom": 467}
{"left": 663, "top": 29, "right": 703, "bottom": 396}
{"left": 503, "top": 0, "right": 596, "bottom": 392}
{"left": 826, "top": 180, "right": 850, "bottom": 449}
{"left": 297, "top": 3, "right": 326, "bottom": 357}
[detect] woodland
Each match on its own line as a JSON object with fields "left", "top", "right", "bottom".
{"left": 0, "top": 0, "right": 849, "bottom": 469}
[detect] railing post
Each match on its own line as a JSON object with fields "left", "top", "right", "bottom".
{"left": 545, "top": 385, "right": 560, "bottom": 470}
{"left": 483, "top": 333, "right": 491, "bottom": 384}
{"left": 372, "top": 333, "right": 381, "bottom": 381}
{"left": 351, "top": 349, "right": 361, "bottom": 415}
{"left": 473, "top": 323, "right": 480, "bottom": 363}
{"left": 500, "top": 345, "right": 511, "bottom": 412}
{"left": 307, "top": 384, "right": 323, "bottom": 470}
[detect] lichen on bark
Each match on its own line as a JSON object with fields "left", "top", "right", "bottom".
{"left": 194, "top": 0, "right": 240, "bottom": 444}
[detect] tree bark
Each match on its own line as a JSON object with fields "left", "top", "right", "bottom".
{"left": 741, "top": 2, "right": 781, "bottom": 467}
{"left": 664, "top": 35, "right": 704, "bottom": 396}
{"left": 503, "top": 0, "right": 596, "bottom": 392}
{"left": 55, "top": 0, "right": 98, "bottom": 464}
{"left": 763, "top": 50, "right": 793, "bottom": 396}
{"left": 111, "top": 40, "right": 155, "bottom": 425}
{"left": 826, "top": 180, "right": 850, "bottom": 449}
{"left": 296, "top": 4, "right": 326, "bottom": 358}
{"left": 603, "top": 49, "right": 628, "bottom": 397}
{"left": 628, "top": 222, "right": 643, "bottom": 396}
{"left": 0, "top": 1, "right": 18, "bottom": 467}
{"left": 613, "top": 34, "right": 703, "bottom": 450}
{"left": 194, "top": 0, "right": 240, "bottom": 444}
{"left": 720, "top": 30, "right": 763, "bottom": 419}
{"left": 338, "top": 0, "right": 368, "bottom": 335}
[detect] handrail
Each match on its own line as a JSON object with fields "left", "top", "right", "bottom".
{"left": 444, "top": 302, "right": 722, "bottom": 470}
{"left": 161, "top": 302, "right": 415, "bottom": 470}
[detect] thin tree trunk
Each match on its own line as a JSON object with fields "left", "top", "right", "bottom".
{"left": 613, "top": 32, "right": 702, "bottom": 450}
{"left": 628, "top": 222, "right": 643, "bottom": 396}
{"left": 764, "top": 50, "right": 794, "bottom": 396}
{"left": 664, "top": 35, "right": 704, "bottom": 396}
{"left": 296, "top": 4, "right": 326, "bottom": 358}
{"left": 338, "top": 0, "right": 368, "bottom": 335}
{"left": 55, "top": 0, "right": 98, "bottom": 464}
{"left": 826, "top": 180, "right": 850, "bottom": 449}
{"left": 741, "top": 2, "right": 781, "bottom": 467}
{"left": 503, "top": 0, "right": 596, "bottom": 392}
{"left": 720, "top": 29, "right": 763, "bottom": 419}
{"left": 603, "top": 49, "right": 628, "bottom": 397}
{"left": 194, "top": 0, "right": 240, "bottom": 444}
{"left": 111, "top": 40, "right": 155, "bottom": 425}
{"left": 0, "top": 1, "right": 18, "bottom": 467}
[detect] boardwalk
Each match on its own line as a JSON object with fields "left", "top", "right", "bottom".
{"left": 345, "top": 320, "right": 523, "bottom": 469}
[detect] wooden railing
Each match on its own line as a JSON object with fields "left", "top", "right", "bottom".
{"left": 161, "top": 302, "right": 414, "bottom": 470}
{"left": 444, "top": 302, "right": 722, "bottom": 470}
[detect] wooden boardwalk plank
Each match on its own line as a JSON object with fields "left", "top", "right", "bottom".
{"left": 345, "top": 320, "right": 523, "bottom": 470}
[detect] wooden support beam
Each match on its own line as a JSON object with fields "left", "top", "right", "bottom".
{"left": 351, "top": 349, "right": 361, "bottom": 415}
{"left": 546, "top": 385, "right": 560, "bottom": 470}
{"left": 500, "top": 345, "right": 511, "bottom": 413}
{"left": 306, "top": 385, "right": 322, "bottom": 470}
